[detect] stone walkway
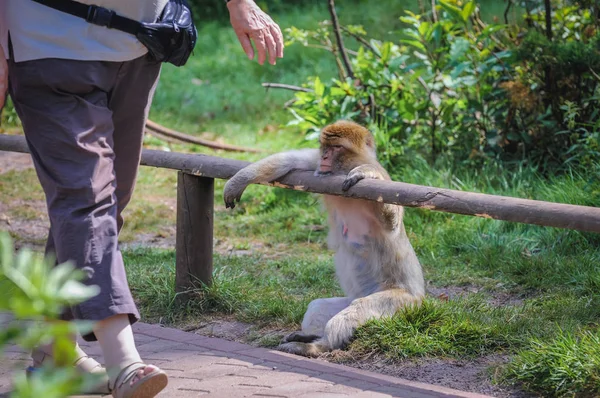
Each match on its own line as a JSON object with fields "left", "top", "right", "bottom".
{"left": 0, "top": 322, "right": 493, "bottom": 398}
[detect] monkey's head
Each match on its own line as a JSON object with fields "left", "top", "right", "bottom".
{"left": 316, "top": 120, "right": 376, "bottom": 176}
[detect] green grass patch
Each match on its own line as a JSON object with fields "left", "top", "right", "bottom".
{"left": 505, "top": 329, "right": 600, "bottom": 397}
{"left": 123, "top": 247, "right": 341, "bottom": 326}
{"left": 351, "top": 298, "right": 519, "bottom": 359}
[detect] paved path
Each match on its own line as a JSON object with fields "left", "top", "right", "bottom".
{"left": 1, "top": 322, "right": 493, "bottom": 398}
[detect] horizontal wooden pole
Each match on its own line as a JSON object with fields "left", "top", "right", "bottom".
{"left": 2, "top": 133, "right": 599, "bottom": 233}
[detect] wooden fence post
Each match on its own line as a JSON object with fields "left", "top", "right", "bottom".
{"left": 175, "top": 171, "right": 214, "bottom": 296}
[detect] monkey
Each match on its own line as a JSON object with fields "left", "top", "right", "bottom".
{"left": 223, "top": 120, "right": 425, "bottom": 357}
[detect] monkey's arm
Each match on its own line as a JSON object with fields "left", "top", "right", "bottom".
{"left": 341, "top": 164, "right": 400, "bottom": 230}
{"left": 224, "top": 149, "right": 319, "bottom": 208}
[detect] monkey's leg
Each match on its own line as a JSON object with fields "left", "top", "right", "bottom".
{"left": 278, "top": 290, "right": 420, "bottom": 357}
{"left": 282, "top": 297, "right": 351, "bottom": 344}
{"left": 324, "top": 289, "right": 422, "bottom": 349}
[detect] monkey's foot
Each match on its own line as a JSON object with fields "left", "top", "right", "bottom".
{"left": 282, "top": 331, "right": 320, "bottom": 344}
{"left": 277, "top": 342, "right": 325, "bottom": 358}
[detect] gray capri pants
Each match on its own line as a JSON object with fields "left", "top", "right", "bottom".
{"left": 8, "top": 52, "right": 161, "bottom": 341}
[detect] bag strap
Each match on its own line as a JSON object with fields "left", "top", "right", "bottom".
{"left": 31, "top": 0, "right": 143, "bottom": 36}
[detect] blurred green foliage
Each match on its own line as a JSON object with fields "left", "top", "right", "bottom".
{"left": 0, "top": 232, "right": 101, "bottom": 398}
{"left": 285, "top": 0, "right": 600, "bottom": 172}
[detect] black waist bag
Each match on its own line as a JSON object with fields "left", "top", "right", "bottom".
{"left": 32, "top": 0, "right": 198, "bottom": 67}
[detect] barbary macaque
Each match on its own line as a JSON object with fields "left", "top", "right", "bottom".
{"left": 223, "top": 120, "right": 425, "bottom": 357}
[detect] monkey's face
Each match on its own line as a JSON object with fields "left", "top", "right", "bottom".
{"left": 316, "top": 120, "right": 376, "bottom": 176}
{"left": 316, "top": 145, "right": 345, "bottom": 176}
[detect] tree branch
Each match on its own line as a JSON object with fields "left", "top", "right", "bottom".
{"left": 341, "top": 26, "right": 377, "bottom": 54}
{"left": 261, "top": 83, "right": 313, "bottom": 92}
{"left": 504, "top": 0, "right": 512, "bottom": 25}
{"left": 328, "top": 0, "right": 355, "bottom": 79}
{"left": 145, "top": 120, "right": 265, "bottom": 153}
{"left": 544, "top": 0, "right": 553, "bottom": 40}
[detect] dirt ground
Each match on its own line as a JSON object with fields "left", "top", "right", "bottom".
{"left": 0, "top": 150, "right": 528, "bottom": 398}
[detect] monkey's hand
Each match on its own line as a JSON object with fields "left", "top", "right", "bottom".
{"left": 342, "top": 165, "right": 386, "bottom": 192}
{"left": 223, "top": 175, "right": 250, "bottom": 209}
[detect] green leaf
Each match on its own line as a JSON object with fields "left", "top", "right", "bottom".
{"left": 439, "top": 0, "right": 466, "bottom": 24}
{"left": 380, "top": 42, "right": 392, "bottom": 64}
{"left": 400, "top": 39, "right": 427, "bottom": 52}
{"left": 418, "top": 21, "right": 431, "bottom": 38}
{"left": 313, "top": 77, "right": 325, "bottom": 98}
{"left": 449, "top": 38, "right": 471, "bottom": 61}
{"left": 461, "top": 1, "right": 476, "bottom": 22}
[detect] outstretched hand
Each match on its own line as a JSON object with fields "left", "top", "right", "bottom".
{"left": 0, "top": 45, "right": 7, "bottom": 113}
{"left": 227, "top": 0, "right": 284, "bottom": 65}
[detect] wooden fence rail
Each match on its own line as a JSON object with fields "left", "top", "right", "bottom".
{"left": 1, "top": 133, "right": 600, "bottom": 293}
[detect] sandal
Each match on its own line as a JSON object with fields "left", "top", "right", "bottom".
{"left": 26, "top": 348, "right": 110, "bottom": 394}
{"left": 110, "top": 362, "right": 168, "bottom": 398}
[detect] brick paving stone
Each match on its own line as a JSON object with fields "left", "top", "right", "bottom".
{"left": 265, "top": 379, "right": 337, "bottom": 396}
{"left": 133, "top": 324, "right": 203, "bottom": 344}
{"left": 159, "top": 352, "right": 225, "bottom": 371}
{"left": 238, "top": 348, "right": 306, "bottom": 363}
{"left": 227, "top": 368, "right": 314, "bottom": 388}
{"left": 136, "top": 339, "right": 192, "bottom": 355}
{"left": 0, "top": 323, "right": 496, "bottom": 398}
{"left": 185, "top": 362, "right": 255, "bottom": 379}
{"left": 142, "top": 346, "right": 210, "bottom": 362}
{"left": 169, "top": 373, "right": 276, "bottom": 395}
{"left": 249, "top": 361, "right": 296, "bottom": 375}
{"left": 328, "top": 378, "right": 382, "bottom": 392}
{"left": 1, "top": 351, "right": 29, "bottom": 360}
{"left": 192, "top": 336, "right": 256, "bottom": 352}
{"left": 351, "top": 391, "right": 394, "bottom": 398}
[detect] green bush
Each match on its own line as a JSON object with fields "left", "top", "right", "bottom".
{"left": 0, "top": 233, "right": 101, "bottom": 398}
{"left": 283, "top": 0, "right": 600, "bottom": 172}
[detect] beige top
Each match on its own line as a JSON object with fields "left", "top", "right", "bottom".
{"left": 1, "top": 0, "right": 169, "bottom": 62}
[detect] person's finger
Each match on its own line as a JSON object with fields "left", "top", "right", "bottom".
{"left": 252, "top": 31, "right": 267, "bottom": 65}
{"left": 270, "top": 24, "right": 284, "bottom": 59}
{"left": 264, "top": 28, "right": 277, "bottom": 65}
{"left": 236, "top": 31, "right": 255, "bottom": 60}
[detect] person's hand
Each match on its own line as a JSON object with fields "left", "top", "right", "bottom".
{"left": 0, "top": 45, "right": 7, "bottom": 112}
{"left": 227, "top": 0, "right": 284, "bottom": 65}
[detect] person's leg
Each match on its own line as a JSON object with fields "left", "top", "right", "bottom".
{"left": 8, "top": 56, "right": 164, "bottom": 394}
{"left": 9, "top": 56, "right": 140, "bottom": 330}
{"left": 92, "top": 54, "right": 163, "bottom": 388}
{"left": 109, "top": 54, "right": 161, "bottom": 232}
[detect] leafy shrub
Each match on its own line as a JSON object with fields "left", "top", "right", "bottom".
{"left": 1, "top": 97, "right": 21, "bottom": 129}
{"left": 284, "top": 0, "right": 600, "bottom": 172}
{"left": 0, "top": 233, "right": 101, "bottom": 398}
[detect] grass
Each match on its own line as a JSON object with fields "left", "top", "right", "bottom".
{"left": 1, "top": 1, "right": 599, "bottom": 396}
{"left": 123, "top": 248, "right": 340, "bottom": 327}
{"left": 505, "top": 330, "right": 600, "bottom": 397}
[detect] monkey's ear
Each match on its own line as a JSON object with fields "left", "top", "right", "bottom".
{"left": 365, "top": 133, "right": 375, "bottom": 149}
